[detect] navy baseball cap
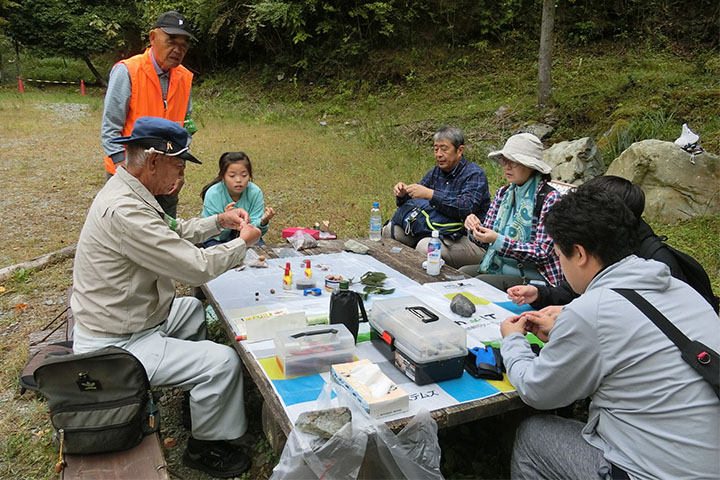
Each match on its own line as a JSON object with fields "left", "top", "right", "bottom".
{"left": 154, "top": 11, "right": 195, "bottom": 39}
{"left": 110, "top": 116, "right": 201, "bottom": 164}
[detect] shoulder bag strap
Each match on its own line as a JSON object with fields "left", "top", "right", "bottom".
{"left": 612, "top": 288, "right": 690, "bottom": 350}
{"left": 354, "top": 292, "right": 369, "bottom": 323}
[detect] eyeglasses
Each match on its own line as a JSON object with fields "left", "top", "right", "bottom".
{"left": 500, "top": 158, "right": 520, "bottom": 169}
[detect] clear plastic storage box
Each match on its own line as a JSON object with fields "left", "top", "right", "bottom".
{"left": 274, "top": 324, "right": 356, "bottom": 377}
{"left": 370, "top": 296, "right": 467, "bottom": 385}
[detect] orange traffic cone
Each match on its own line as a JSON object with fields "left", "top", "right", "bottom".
{"left": 17, "top": 76, "right": 24, "bottom": 93}
{"left": 80, "top": 80, "right": 86, "bottom": 96}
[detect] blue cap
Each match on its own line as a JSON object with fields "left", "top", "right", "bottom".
{"left": 110, "top": 116, "right": 200, "bottom": 164}
{"left": 373, "top": 202, "right": 379, "bottom": 208}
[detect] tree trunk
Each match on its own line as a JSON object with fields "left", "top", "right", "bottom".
{"left": 0, "top": 245, "right": 76, "bottom": 282}
{"left": 82, "top": 55, "right": 107, "bottom": 87}
{"left": 538, "top": 0, "right": 555, "bottom": 107}
{"left": 14, "top": 39, "right": 22, "bottom": 77}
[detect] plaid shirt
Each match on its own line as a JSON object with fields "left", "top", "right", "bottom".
{"left": 472, "top": 180, "right": 563, "bottom": 286}
{"left": 398, "top": 157, "right": 491, "bottom": 221}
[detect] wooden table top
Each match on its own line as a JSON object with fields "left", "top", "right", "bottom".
{"left": 202, "top": 237, "right": 524, "bottom": 437}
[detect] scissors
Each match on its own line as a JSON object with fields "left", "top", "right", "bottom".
{"left": 303, "top": 288, "right": 322, "bottom": 296}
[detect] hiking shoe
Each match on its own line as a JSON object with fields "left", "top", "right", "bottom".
{"left": 183, "top": 437, "right": 251, "bottom": 478}
{"left": 227, "top": 431, "right": 257, "bottom": 450}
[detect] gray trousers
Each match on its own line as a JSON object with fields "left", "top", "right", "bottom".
{"left": 511, "top": 414, "right": 612, "bottom": 480}
{"left": 381, "top": 223, "right": 485, "bottom": 269}
{"left": 73, "top": 297, "right": 247, "bottom": 441}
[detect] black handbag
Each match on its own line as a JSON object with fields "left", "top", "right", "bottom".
{"left": 34, "top": 346, "right": 160, "bottom": 455}
{"left": 613, "top": 288, "right": 720, "bottom": 400}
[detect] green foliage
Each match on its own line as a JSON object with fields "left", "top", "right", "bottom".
{"left": 602, "top": 109, "right": 678, "bottom": 163}
{"left": 18, "top": 55, "right": 95, "bottom": 83}
{"left": 7, "top": 0, "right": 140, "bottom": 59}
{"left": 12, "top": 267, "right": 30, "bottom": 284}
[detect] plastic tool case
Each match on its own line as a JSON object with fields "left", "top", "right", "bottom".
{"left": 275, "top": 324, "right": 355, "bottom": 377}
{"left": 370, "top": 296, "right": 467, "bottom": 385}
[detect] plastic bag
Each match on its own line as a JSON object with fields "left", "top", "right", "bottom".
{"left": 288, "top": 230, "right": 318, "bottom": 251}
{"left": 270, "top": 383, "right": 444, "bottom": 480}
{"left": 244, "top": 248, "right": 268, "bottom": 268}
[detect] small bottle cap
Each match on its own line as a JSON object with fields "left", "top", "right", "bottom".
{"left": 373, "top": 202, "right": 379, "bottom": 208}
{"left": 339, "top": 280, "right": 350, "bottom": 290}
{"left": 431, "top": 230, "right": 439, "bottom": 238}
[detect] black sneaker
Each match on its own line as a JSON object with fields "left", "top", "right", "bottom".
{"left": 227, "top": 431, "right": 256, "bottom": 450}
{"left": 183, "top": 437, "right": 251, "bottom": 478}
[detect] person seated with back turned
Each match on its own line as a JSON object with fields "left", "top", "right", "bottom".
{"left": 382, "top": 126, "right": 491, "bottom": 269}
{"left": 461, "top": 133, "right": 562, "bottom": 291}
{"left": 507, "top": 175, "right": 719, "bottom": 324}
{"left": 500, "top": 185, "right": 720, "bottom": 480}
{"left": 71, "top": 117, "right": 261, "bottom": 478}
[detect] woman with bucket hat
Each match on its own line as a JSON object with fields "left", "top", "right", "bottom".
{"left": 460, "top": 133, "right": 562, "bottom": 290}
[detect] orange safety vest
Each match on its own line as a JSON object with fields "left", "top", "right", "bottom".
{"left": 104, "top": 48, "right": 193, "bottom": 175}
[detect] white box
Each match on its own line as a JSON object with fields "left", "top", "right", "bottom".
{"left": 331, "top": 359, "right": 409, "bottom": 418}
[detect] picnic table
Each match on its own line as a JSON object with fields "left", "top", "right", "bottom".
{"left": 201, "top": 237, "right": 526, "bottom": 451}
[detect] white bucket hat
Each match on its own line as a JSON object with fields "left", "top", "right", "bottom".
{"left": 488, "top": 133, "right": 551, "bottom": 174}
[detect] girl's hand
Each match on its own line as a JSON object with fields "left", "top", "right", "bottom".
{"left": 224, "top": 202, "right": 235, "bottom": 213}
{"left": 261, "top": 206, "right": 275, "bottom": 226}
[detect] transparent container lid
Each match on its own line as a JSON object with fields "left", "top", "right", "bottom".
{"left": 275, "top": 324, "right": 355, "bottom": 360}
{"left": 370, "top": 296, "right": 466, "bottom": 364}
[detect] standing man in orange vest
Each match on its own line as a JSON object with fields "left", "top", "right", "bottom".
{"left": 101, "top": 11, "right": 196, "bottom": 218}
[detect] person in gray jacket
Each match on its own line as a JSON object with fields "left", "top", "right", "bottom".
{"left": 499, "top": 185, "right": 720, "bottom": 480}
{"left": 72, "top": 117, "right": 261, "bottom": 478}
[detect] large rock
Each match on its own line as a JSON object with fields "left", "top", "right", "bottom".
{"left": 606, "top": 139, "right": 720, "bottom": 223}
{"left": 543, "top": 137, "right": 606, "bottom": 185}
{"left": 513, "top": 121, "right": 554, "bottom": 140}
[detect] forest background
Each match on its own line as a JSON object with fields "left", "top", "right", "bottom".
{"left": 1, "top": 1, "right": 719, "bottom": 479}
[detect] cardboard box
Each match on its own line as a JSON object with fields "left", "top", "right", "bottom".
{"left": 331, "top": 359, "right": 409, "bottom": 418}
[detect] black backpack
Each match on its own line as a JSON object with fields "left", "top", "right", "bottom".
{"left": 639, "top": 234, "right": 719, "bottom": 314}
{"left": 391, "top": 198, "right": 466, "bottom": 241}
{"left": 33, "top": 346, "right": 160, "bottom": 455}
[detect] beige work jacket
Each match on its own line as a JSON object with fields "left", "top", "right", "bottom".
{"left": 71, "top": 166, "right": 247, "bottom": 336}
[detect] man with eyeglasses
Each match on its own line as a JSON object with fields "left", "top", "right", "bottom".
{"left": 382, "top": 126, "right": 491, "bottom": 268}
{"left": 100, "top": 11, "right": 196, "bottom": 219}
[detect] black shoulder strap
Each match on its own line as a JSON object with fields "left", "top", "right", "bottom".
{"left": 637, "top": 234, "right": 665, "bottom": 259}
{"left": 612, "top": 288, "right": 690, "bottom": 350}
{"left": 533, "top": 182, "right": 554, "bottom": 220}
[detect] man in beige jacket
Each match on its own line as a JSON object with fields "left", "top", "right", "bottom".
{"left": 72, "top": 116, "right": 260, "bottom": 478}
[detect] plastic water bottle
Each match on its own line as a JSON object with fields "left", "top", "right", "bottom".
{"left": 426, "top": 231, "right": 442, "bottom": 275}
{"left": 369, "top": 202, "right": 382, "bottom": 241}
